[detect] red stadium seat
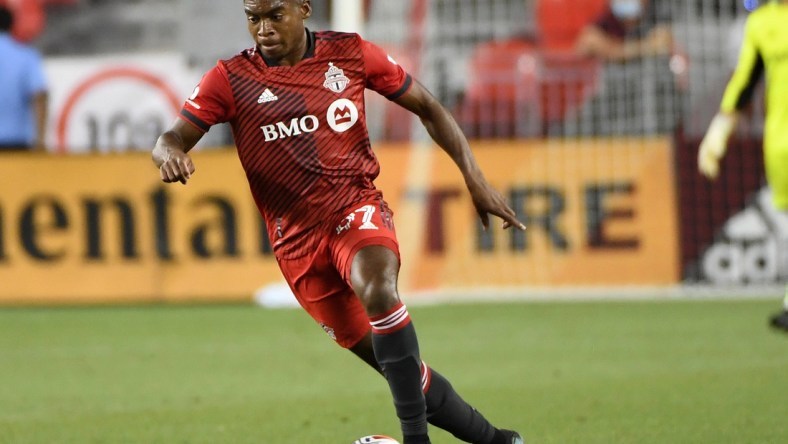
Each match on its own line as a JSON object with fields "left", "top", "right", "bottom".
{"left": 536, "top": 0, "right": 608, "bottom": 50}
{"left": 458, "top": 38, "right": 600, "bottom": 138}
{"left": 457, "top": 38, "right": 541, "bottom": 138}
{"left": 0, "top": 0, "right": 77, "bottom": 43}
{"left": 0, "top": 0, "right": 45, "bottom": 43}
{"left": 538, "top": 51, "right": 601, "bottom": 124}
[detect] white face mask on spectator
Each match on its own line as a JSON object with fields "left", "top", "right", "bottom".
{"left": 611, "top": 0, "right": 643, "bottom": 20}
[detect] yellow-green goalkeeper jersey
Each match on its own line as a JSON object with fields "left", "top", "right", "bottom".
{"left": 721, "top": 1, "right": 788, "bottom": 150}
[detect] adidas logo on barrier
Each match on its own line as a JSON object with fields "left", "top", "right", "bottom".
{"left": 258, "top": 88, "right": 278, "bottom": 104}
{"left": 702, "top": 187, "right": 788, "bottom": 284}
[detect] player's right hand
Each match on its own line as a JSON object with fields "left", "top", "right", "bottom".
{"left": 698, "top": 113, "right": 735, "bottom": 180}
{"left": 159, "top": 150, "right": 196, "bottom": 184}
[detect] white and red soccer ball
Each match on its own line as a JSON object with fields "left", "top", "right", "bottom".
{"left": 353, "top": 435, "right": 400, "bottom": 444}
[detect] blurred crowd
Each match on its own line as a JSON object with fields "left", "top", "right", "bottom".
{"left": 0, "top": 0, "right": 757, "bottom": 151}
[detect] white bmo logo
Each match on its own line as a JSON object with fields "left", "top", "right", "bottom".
{"left": 326, "top": 99, "right": 358, "bottom": 133}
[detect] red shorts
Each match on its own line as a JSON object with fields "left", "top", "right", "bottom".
{"left": 276, "top": 199, "right": 400, "bottom": 348}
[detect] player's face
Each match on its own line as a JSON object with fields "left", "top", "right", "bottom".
{"left": 244, "top": 0, "right": 312, "bottom": 64}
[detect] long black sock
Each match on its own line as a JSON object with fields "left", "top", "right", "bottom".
{"left": 424, "top": 368, "right": 502, "bottom": 444}
{"left": 370, "top": 304, "right": 429, "bottom": 442}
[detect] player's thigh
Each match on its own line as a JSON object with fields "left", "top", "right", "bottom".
{"left": 349, "top": 245, "right": 402, "bottom": 316}
{"left": 765, "top": 145, "right": 788, "bottom": 210}
{"left": 276, "top": 245, "right": 370, "bottom": 349}
{"left": 328, "top": 199, "right": 400, "bottom": 286}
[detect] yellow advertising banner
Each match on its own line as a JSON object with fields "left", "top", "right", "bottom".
{"left": 0, "top": 139, "right": 678, "bottom": 304}
{"left": 389, "top": 138, "right": 680, "bottom": 291}
{"left": 0, "top": 151, "right": 278, "bottom": 304}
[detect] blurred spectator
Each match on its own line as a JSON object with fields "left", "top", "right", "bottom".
{"left": 575, "top": 0, "right": 673, "bottom": 62}
{"left": 0, "top": 5, "right": 48, "bottom": 152}
{"left": 568, "top": 0, "right": 685, "bottom": 136}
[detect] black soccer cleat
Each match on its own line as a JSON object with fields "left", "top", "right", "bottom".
{"left": 769, "top": 310, "right": 788, "bottom": 332}
{"left": 501, "top": 430, "right": 524, "bottom": 444}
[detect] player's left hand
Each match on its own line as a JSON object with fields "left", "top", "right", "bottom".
{"left": 467, "top": 179, "right": 526, "bottom": 231}
{"left": 698, "top": 112, "right": 736, "bottom": 180}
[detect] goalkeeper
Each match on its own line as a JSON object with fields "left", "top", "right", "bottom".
{"left": 698, "top": 0, "right": 788, "bottom": 331}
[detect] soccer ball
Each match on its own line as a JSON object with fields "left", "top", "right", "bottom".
{"left": 352, "top": 435, "right": 400, "bottom": 444}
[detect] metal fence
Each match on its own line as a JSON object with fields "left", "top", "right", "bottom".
{"left": 39, "top": 0, "right": 761, "bottom": 141}
{"left": 363, "top": 0, "right": 761, "bottom": 140}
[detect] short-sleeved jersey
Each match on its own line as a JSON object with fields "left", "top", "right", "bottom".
{"left": 0, "top": 33, "right": 48, "bottom": 145}
{"left": 721, "top": 1, "right": 788, "bottom": 150}
{"left": 179, "top": 30, "right": 412, "bottom": 259}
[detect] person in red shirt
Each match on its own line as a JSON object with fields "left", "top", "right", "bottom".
{"left": 152, "top": 1, "right": 525, "bottom": 444}
{"left": 575, "top": 0, "right": 673, "bottom": 62}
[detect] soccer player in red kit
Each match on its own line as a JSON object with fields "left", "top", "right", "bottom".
{"left": 152, "top": 1, "right": 525, "bottom": 443}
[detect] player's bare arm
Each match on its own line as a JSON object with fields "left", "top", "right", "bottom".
{"left": 152, "top": 118, "right": 203, "bottom": 185}
{"left": 33, "top": 91, "right": 48, "bottom": 152}
{"left": 393, "top": 80, "right": 526, "bottom": 231}
{"left": 576, "top": 24, "right": 672, "bottom": 61}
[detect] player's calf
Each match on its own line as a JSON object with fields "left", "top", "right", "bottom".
{"left": 370, "top": 303, "right": 430, "bottom": 444}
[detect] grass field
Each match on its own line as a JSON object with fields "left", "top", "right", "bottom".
{"left": 1, "top": 298, "right": 787, "bottom": 443}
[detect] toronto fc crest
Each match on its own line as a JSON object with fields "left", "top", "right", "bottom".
{"left": 323, "top": 62, "right": 350, "bottom": 93}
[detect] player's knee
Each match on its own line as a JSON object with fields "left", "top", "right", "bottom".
{"left": 350, "top": 245, "right": 401, "bottom": 315}
{"left": 356, "top": 277, "right": 399, "bottom": 316}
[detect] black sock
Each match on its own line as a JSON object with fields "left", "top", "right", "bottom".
{"left": 370, "top": 305, "right": 428, "bottom": 440}
{"left": 403, "top": 434, "right": 431, "bottom": 444}
{"left": 424, "top": 368, "right": 500, "bottom": 444}
{"left": 489, "top": 429, "right": 511, "bottom": 444}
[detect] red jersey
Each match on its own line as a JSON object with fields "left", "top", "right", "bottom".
{"left": 179, "top": 30, "right": 412, "bottom": 258}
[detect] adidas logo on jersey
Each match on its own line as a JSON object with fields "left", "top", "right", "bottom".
{"left": 257, "top": 88, "right": 278, "bottom": 103}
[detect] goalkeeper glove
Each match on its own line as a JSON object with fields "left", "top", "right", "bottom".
{"left": 698, "top": 112, "right": 736, "bottom": 180}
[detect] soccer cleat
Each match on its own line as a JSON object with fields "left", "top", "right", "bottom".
{"left": 769, "top": 310, "right": 788, "bottom": 332}
{"left": 501, "top": 430, "right": 524, "bottom": 444}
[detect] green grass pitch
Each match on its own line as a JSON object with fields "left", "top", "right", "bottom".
{"left": 1, "top": 299, "right": 786, "bottom": 443}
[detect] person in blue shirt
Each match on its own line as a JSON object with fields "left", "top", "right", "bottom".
{"left": 0, "top": 5, "right": 48, "bottom": 152}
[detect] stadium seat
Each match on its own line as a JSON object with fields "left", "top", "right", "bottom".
{"left": 458, "top": 38, "right": 600, "bottom": 138}
{"left": 536, "top": 0, "right": 608, "bottom": 51}
{"left": 0, "top": 0, "right": 45, "bottom": 42}
{"left": 0, "top": 0, "right": 78, "bottom": 43}
{"left": 457, "top": 38, "right": 541, "bottom": 138}
{"left": 537, "top": 50, "right": 601, "bottom": 125}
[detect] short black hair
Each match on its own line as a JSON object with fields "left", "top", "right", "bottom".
{"left": 0, "top": 6, "right": 13, "bottom": 33}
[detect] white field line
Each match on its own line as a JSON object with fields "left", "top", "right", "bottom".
{"left": 403, "top": 285, "right": 786, "bottom": 306}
